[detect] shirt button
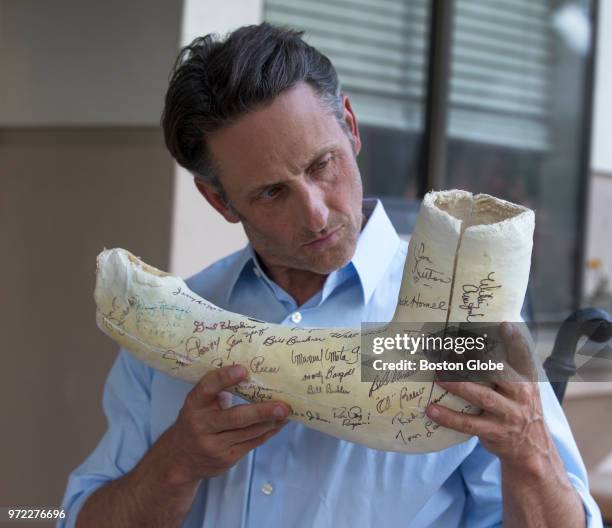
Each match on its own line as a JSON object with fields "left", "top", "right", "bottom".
{"left": 261, "top": 482, "right": 274, "bottom": 495}
{"left": 253, "top": 267, "right": 261, "bottom": 278}
{"left": 291, "top": 311, "right": 302, "bottom": 324}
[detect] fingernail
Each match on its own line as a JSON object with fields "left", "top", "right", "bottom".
{"left": 427, "top": 405, "right": 440, "bottom": 419}
{"left": 273, "top": 405, "right": 287, "bottom": 419}
{"left": 231, "top": 365, "right": 246, "bottom": 379}
{"left": 500, "top": 322, "right": 513, "bottom": 340}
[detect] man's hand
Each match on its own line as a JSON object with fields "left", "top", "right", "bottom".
{"left": 425, "top": 322, "right": 548, "bottom": 467}
{"left": 425, "top": 322, "right": 586, "bottom": 528}
{"left": 162, "top": 364, "right": 291, "bottom": 486}
{"left": 76, "top": 365, "right": 290, "bottom": 528}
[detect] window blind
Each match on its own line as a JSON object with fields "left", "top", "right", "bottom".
{"left": 264, "top": 0, "right": 429, "bottom": 131}
{"left": 449, "top": 0, "right": 551, "bottom": 150}
{"left": 264, "top": 0, "right": 551, "bottom": 150}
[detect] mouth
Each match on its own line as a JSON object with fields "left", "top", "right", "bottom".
{"left": 303, "top": 226, "right": 343, "bottom": 248}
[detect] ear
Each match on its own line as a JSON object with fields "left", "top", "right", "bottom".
{"left": 341, "top": 94, "right": 362, "bottom": 156}
{"left": 194, "top": 179, "right": 241, "bottom": 224}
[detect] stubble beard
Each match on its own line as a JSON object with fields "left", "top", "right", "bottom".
{"left": 242, "top": 213, "right": 361, "bottom": 275}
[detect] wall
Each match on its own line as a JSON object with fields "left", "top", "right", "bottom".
{"left": 0, "top": 0, "right": 182, "bottom": 513}
{"left": 0, "top": 129, "right": 174, "bottom": 507}
{"left": 591, "top": 0, "right": 612, "bottom": 173}
{"left": 584, "top": 0, "right": 612, "bottom": 301}
{"left": 0, "top": 0, "right": 181, "bottom": 126}
{"left": 169, "top": 0, "right": 263, "bottom": 277}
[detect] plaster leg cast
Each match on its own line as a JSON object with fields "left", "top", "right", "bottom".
{"left": 94, "top": 190, "right": 534, "bottom": 453}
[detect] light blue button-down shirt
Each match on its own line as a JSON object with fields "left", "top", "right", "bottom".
{"left": 60, "top": 200, "right": 602, "bottom": 527}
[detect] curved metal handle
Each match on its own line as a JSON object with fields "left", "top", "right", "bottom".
{"left": 543, "top": 308, "right": 611, "bottom": 403}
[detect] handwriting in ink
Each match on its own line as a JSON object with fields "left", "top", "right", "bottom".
{"left": 411, "top": 242, "right": 451, "bottom": 287}
{"left": 459, "top": 272, "right": 501, "bottom": 322}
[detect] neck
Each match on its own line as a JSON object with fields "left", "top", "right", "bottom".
{"left": 255, "top": 211, "right": 368, "bottom": 307}
{"left": 258, "top": 260, "right": 328, "bottom": 307}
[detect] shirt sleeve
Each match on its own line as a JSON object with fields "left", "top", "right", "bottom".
{"left": 459, "top": 381, "right": 603, "bottom": 528}
{"left": 57, "top": 349, "right": 154, "bottom": 528}
{"left": 538, "top": 381, "right": 603, "bottom": 528}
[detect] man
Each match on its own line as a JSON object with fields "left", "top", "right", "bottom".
{"left": 61, "top": 23, "right": 602, "bottom": 527}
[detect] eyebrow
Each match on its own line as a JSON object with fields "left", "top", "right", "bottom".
{"left": 248, "top": 144, "right": 336, "bottom": 197}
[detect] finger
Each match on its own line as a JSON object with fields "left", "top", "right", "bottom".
{"left": 490, "top": 362, "right": 530, "bottom": 399}
{"left": 426, "top": 403, "right": 498, "bottom": 438}
{"left": 217, "top": 391, "right": 233, "bottom": 410}
{"left": 435, "top": 380, "right": 514, "bottom": 417}
{"left": 208, "top": 401, "right": 291, "bottom": 433}
{"left": 499, "top": 322, "right": 537, "bottom": 381}
{"left": 231, "top": 422, "right": 286, "bottom": 457}
{"left": 220, "top": 419, "right": 289, "bottom": 445}
{"left": 187, "top": 365, "right": 248, "bottom": 408}
{"left": 435, "top": 323, "right": 533, "bottom": 397}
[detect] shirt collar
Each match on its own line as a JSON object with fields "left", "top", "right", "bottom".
{"left": 350, "top": 198, "right": 402, "bottom": 304}
{"left": 222, "top": 245, "right": 261, "bottom": 304}
{"left": 225, "top": 198, "right": 401, "bottom": 305}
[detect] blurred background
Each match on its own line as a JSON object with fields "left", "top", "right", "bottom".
{"left": 1, "top": 0, "right": 611, "bottom": 524}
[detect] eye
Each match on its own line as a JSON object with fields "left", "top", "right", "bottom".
{"left": 260, "top": 185, "right": 282, "bottom": 200}
{"left": 312, "top": 154, "right": 333, "bottom": 173}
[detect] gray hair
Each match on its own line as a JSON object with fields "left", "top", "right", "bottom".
{"left": 161, "top": 22, "right": 348, "bottom": 194}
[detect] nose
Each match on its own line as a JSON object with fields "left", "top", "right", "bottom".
{"left": 297, "top": 184, "right": 329, "bottom": 233}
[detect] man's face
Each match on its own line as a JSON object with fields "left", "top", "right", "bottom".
{"left": 202, "top": 82, "right": 364, "bottom": 275}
